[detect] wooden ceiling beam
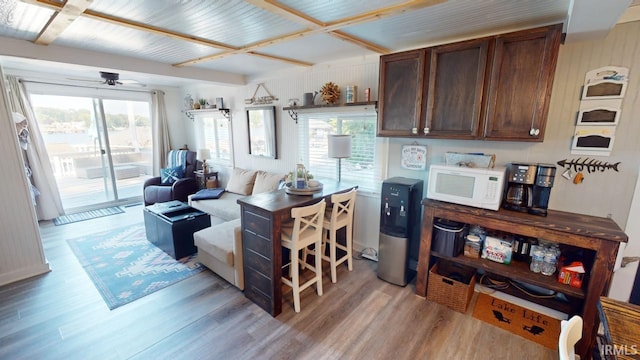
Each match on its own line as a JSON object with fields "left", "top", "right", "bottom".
{"left": 82, "top": 10, "right": 237, "bottom": 51}
{"left": 181, "top": 0, "right": 444, "bottom": 66}
{"left": 23, "top": 0, "right": 445, "bottom": 70}
{"left": 33, "top": 0, "right": 93, "bottom": 45}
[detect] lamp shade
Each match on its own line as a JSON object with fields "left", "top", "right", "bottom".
{"left": 196, "top": 148, "right": 211, "bottom": 161}
{"left": 328, "top": 135, "right": 351, "bottom": 158}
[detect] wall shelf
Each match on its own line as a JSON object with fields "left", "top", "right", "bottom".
{"left": 184, "top": 108, "right": 230, "bottom": 120}
{"left": 283, "top": 101, "right": 377, "bottom": 123}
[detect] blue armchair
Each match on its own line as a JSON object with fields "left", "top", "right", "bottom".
{"left": 143, "top": 150, "right": 199, "bottom": 206}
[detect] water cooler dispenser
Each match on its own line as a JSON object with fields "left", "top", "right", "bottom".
{"left": 378, "top": 177, "right": 424, "bottom": 286}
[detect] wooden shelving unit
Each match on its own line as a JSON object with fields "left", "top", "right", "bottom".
{"left": 417, "top": 199, "right": 627, "bottom": 360}
{"left": 283, "top": 101, "right": 377, "bottom": 123}
{"left": 184, "top": 108, "right": 230, "bottom": 120}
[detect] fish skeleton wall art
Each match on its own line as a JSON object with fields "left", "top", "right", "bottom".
{"left": 557, "top": 158, "right": 621, "bottom": 173}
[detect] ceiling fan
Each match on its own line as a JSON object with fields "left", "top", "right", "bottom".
{"left": 67, "top": 71, "right": 146, "bottom": 87}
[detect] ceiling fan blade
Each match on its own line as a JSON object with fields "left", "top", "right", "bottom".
{"left": 66, "top": 77, "right": 104, "bottom": 83}
{"left": 119, "top": 79, "right": 147, "bottom": 87}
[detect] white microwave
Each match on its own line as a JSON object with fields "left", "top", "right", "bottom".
{"left": 427, "top": 164, "right": 506, "bottom": 211}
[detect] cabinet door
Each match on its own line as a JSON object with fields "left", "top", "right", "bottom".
{"left": 377, "top": 49, "right": 428, "bottom": 137}
{"left": 483, "top": 24, "right": 562, "bottom": 141}
{"left": 423, "top": 39, "right": 489, "bottom": 138}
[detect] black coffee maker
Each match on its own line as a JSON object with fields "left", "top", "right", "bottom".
{"left": 503, "top": 163, "right": 537, "bottom": 212}
{"left": 529, "top": 163, "right": 556, "bottom": 216}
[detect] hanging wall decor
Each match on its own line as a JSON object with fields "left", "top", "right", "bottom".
{"left": 557, "top": 157, "right": 621, "bottom": 184}
{"left": 245, "top": 83, "right": 278, "bottom": 105}
{"left": 571, "top": 66, "right": 629, "bottom": 156}
{"left": 401, "top": 144, "right": 427, "bottom": 170}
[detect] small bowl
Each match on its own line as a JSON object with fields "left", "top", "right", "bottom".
{"left": 308, "top": 180, "right": 320, "bottom": 187}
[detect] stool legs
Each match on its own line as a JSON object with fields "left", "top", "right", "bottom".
{"left": 291, "top": 251, "right": 301, "bottom": 313}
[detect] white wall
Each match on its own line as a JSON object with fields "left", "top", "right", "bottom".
{"left": 0, "top": 67, "right": 50, "bottom": 286}
{"left": 176, "top": 21, "right": 640, "bottom": 256}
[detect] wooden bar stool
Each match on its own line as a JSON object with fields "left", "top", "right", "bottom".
{"left": 281, "top": 199, "right": 326, "bottom": 313}
{"left": 305, "top": 189, "right": 357, "bottom": 283}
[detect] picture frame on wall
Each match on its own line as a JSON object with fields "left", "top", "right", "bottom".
{"left": 401, "top": 144, "right": 427, "bottom": 170}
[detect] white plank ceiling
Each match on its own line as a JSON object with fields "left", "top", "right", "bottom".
{"left": 0, "top": 0, "right": 636, "bottom": 87}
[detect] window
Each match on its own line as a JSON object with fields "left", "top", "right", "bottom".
{"left": 197, "top": 113, "right": 232, "bottom": 165}
{"left": 298, "top": 110, "right": 386, "bottom": 193}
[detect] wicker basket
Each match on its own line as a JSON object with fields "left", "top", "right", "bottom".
{"left": 427, "top": 260, "right": 476, "bottom": 313}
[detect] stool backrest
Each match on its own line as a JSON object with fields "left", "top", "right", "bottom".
{"left": 329, "top": 188, "right": 357, "bottom": 226}
{"left": 558, "top": 315, "right": 583, "bottom": 360}
{"left": 291, "top": 199, "right": 326, "bottom": 246}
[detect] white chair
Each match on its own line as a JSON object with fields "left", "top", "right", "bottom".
{"left": 281, "top": 199, "right": 326, "bottom": 313}
{"left": 558, "top": 315, "right": 583, "bottom": 360}
{"left": 304, "top": 189, "right": 357, "bottom": 283}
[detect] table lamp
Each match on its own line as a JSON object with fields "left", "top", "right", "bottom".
{"left": 328, "top": 135, "right": 351, "bottom": 182}
{"left": 197, "top": 148, "right": 211, "bottom": 173}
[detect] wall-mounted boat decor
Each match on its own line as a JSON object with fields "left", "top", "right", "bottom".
{"left": 581, "top": 66, "right": 629, "bottom": 100}
{"left": 571, "top": 126, "right": 616, "bottom": 156}
{"left": 570, "top": 66, "right": 629, "bottom": 157}
{"left": 577, "top": 99, "right": 622, "bottom": 126}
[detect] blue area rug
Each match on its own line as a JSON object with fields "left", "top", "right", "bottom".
{"left": 67, "top": 224, "right": 203, "bottom": 310}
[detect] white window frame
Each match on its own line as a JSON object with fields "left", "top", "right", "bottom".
{"left": 194, "top": 112, "right": 233, "bottom": 166}
{"left": 297, "top": 109, "right": 387, "bottom": 194}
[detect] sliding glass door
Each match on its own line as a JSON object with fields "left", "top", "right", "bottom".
{"left": 29, "top": 90, "right": 152, "bottom": 211}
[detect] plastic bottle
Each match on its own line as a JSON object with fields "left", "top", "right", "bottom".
{"left": 541, "top": 247, "right": 558, "bottom": 276}
{"left": 530, "top": 247, "right": 544, "bottom": 273}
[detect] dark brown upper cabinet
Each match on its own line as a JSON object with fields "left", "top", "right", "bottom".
{"left": 377, "top": 49, "right": 429, "bottom": 137}
{"left": 377, "top": 24, "right": 562, "bottom": 141}
{"left": 422, "top": 39, "right": 489, "bottom": 139}
{"left": 483, "top": 24, "right": 562, "bottom": 141}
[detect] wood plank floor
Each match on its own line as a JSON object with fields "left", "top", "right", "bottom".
{"left": 0, "top": 204, "right": 556, "bottom": 359}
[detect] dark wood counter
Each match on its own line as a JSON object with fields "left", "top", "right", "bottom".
{"left": 417, "top": 199, "right": 627, "bottom": 360}
{"left": 238, "top": 180, "right": 357, "bottom": 316}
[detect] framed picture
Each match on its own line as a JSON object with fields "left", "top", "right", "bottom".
{"left": 401, "top": 144, "right": 427, "bottom": 170}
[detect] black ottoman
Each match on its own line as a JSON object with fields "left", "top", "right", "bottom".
{"left": 143, "top": 200, "right": 210, "bottom": 259}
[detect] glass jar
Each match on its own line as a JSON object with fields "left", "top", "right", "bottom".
{"left": 464, "top": 234, "right": 482, "bottom": 259}
{"left": 468, "top": 225, "right": 486, "bottom": 241}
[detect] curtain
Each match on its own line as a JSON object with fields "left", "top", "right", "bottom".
{"left": 5, "top": 75, "right": 64, "bottom": 220}
{"left": 151, "top": 90, "right": 172, "bottom": 175}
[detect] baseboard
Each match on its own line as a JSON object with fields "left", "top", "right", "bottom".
{"left": 0, "top": 263, "right": 51, "bottom": 287}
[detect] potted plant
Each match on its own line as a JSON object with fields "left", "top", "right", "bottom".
{"left": 198, "top": 98, "right": 207, "bottom": 109}
{"left": 287, "top": 164, "right": 313, "bottom": 189}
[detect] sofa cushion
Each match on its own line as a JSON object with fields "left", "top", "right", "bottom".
{"left": 189, "top": 191, "right": 244, "bottom": 221}
{"left": 252, "top": 171, "right": 285, "bottom": 195}
{"left": 194, "top": 219, "right": 242, "bottom": 266}
{"left": 226, "top": 168, "right": 257, "bottom": 195}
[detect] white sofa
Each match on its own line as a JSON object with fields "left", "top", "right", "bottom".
{"left": 189, "top": 168, "right": 285, "bottom": 290}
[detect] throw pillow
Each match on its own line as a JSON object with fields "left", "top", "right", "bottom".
{"left": 252, "top": 171, "right": 286, "bottom": 195}
{"left": 226, "top": 168, "right": 257, "bottom": 195}
{"left": 161, "top": 166, "right": 184, "bottom": 185}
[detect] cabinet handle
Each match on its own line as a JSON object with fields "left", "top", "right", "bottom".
{"left": 529, "top": 128, "right": 540, "bottom": 136}
{"left": 412, "top": 127, "right": 418, "bottom": 134}
{"left": 424, "top": 127, "right": 430, "bottom": 135}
